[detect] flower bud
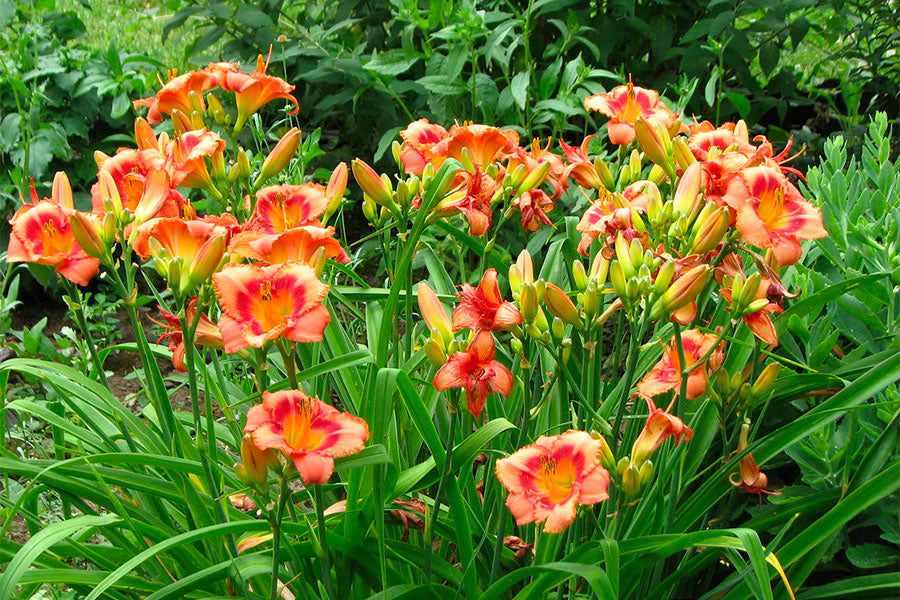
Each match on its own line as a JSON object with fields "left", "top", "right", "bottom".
{"left": 458, "top": 146, "right": 476, "bottom": 173}
{"left": 229, "top": 149, "right": 251, "bottom": 184}
{"left": 751, "top": 363, "right": 781, "bottom": 399}
{"left": 572, "top": 260, "right": 588, "bottom": 292}
{"left": 517, "top": 161, "right": 551, "bottom": 195}
{"left": 417, "top": 282, "right": 453, "bottom": 348}
{"left": 70, "top": 211, "right": 107, "bottom": 260}
{"left": 257, "top": 128, "right": 301, "bottom": 185}
{"left": 519, "top": 282, "right": 539, "bottom": 323}
{"left": 551, "top": 316, "right": 566, "bottom": 341}
{"left": 583, "top": 283, "right": 600, "bottom": 319}
{"left": 206, "top": 92, "right": 227, "bottom": 124}
{"left": 309, "top": 246, "right": 327, "bottom": 277}
{"left": 738, "top": 273, "right": 762, "bottom": 310}
{"left": 617, "top": 164, "right": 631, "bottom": 188}
{"left": 589, "top": 254, "right": 609, "bottom": 286}
{"left": 544, "top": 283, "right": 580, "bottom": 327}
{"left": 638, "top": 460, "right": 654, "bottom": 485}
{"left": 672, "top": 162, "right": 703, "bottom": 219}
{"left": 671, "top": 137, "right": 696, "bottom": 171}
{"left": 97, "top": 170, "right": 123, "bottom": 216}
{"left": 734, "top": 120, "right": 749, "bottom": 143}
{"left": 167, "top": 257, "right": 183, "bottom": 290}
{"left": 323, "top": 162, "right": 348, "bottom": 224}
{"left": 653, "top": 261, "right": 676, "bottom": 296}
{"left": 650, "top": 264, "right": 711, "bottom": 320}
{"left": 629, "top": 150, "right": 642, "bottom": 181}
{"left": 615, "top": 234, "right": 635, "bottom": 278}
{"left": 629, "top": 238, "right": 644, "bottom": 272}
{"left": 609, "top": 261, "right": 627, "bottom": 300}
{"left": 533, "top": 279, "right": 546, "bottom": 303}
{"left": 647, "top": 164, "right": 667, "bottom": 185}
{"left": 234, "top": 434, "right": 274, "bottom": 487}
{"left": 424, "top": 337, "right": 447, "bottom": 367}
{"left": 744, "top": 298, "right": 771, "bottom": 315}
{"left": 352, "top": 159, "right": 393, "bottom": 207}
{"left": 690, "top": 206, "right": 730, "bottom": 255}
{"left": 622, "top": 463, "right": 642, "bottom": 498}
{"left": 170, "top": 109, "right": 194, "bottom": 137}
{"left": 187, "top": 90, "right": 205, "bottom": 116}
{"left": 102, "top": 211, "right": 117, "bottom": 246}
{"left": 134, "top": 117, "right": 157, "bottom": 151}
{"left": 516, "top": 250, "right": 534, "bottom": 289}
{"left": 593, "top": 434, "right": 617, "bottom": 473}
{"left": 594, "top": 157, "right": 615, "bottom": 190}
{"left": 362, "top": 196, "right": 378, "bottom": 223}
{"left": 635, "top": 117, "right": 670, "bottom": 173}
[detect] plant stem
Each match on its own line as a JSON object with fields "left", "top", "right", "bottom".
{"left": 62, "top": 280, "right": 111, "bottom": 390}
{"left": 313, "top": 484, "right": 334, "bottom": 598}
{"left": 277, "top": 339, "right": 299, "bottom": 389}
{"left": 424, "top": 397, "right": 459, "bottom": 581}
{"left": 270, "top": 481, "right": 290, "bottom": 600}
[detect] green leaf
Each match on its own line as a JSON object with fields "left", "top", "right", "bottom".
{"left": 726, "top": 92, "right": 751, "bottom": 119}
{"left": 510, "top": 72, "right": 529, "bottom": 110}
{"left": 845, "top": 543, "right": 898, "bottom": 569}
{"left": 365, "top": 50, "right": 421, "bottom": 76}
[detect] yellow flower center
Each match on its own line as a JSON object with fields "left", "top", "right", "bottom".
{"left": 537, "top": 457, "right": 576, "bottom": 504}
{"left": 281, "top": 398, "right": 324, "bottom": 450}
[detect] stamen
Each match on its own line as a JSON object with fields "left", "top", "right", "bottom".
{"left": 260, "top": 279, "right": 273, "bottom": 301}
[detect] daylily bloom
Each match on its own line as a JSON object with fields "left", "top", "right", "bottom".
{"left": 433, "top": 123, "right": 515, "bottom": 170}
{"left": 134, "top": 217, "right": 227, "bottom": 293}
{"left": 165, "top": 129, "right": 226, "bottom": 190}
{"left": 631, "top": 396, "right": 693, "bottom": 465}
{"left": 560, "top": 136, "right": 606, "bottom": 190}
{"left": 723, "top": 166, "right": 827, "bottom": 266}
{"left": 495, "top": 430, "right": 610, "bottom": 533}
{"left": 433, "top": 330, "right": 513, "bottom": 418}
{"left": 504, "top": 138, "right": 566, "bottom": 199}
{"left": 213, "top": 262, "right": 330, "bottom": 352}
{"left": 637, "top": 329, "right": 724, "bottom": 399}
{"left": 91, "top": 149, "right": 183, "bottom": 220}
{"left": 152, "top": 298, "right": 224, "bottom": 372}
{"left": 133, "top": 69, "right": 214, "bottom": 124}
{"left": 210, "top": 54, "right": 300, "bottom": 132}
{"left": 249, "top": 184, "right": 328, "bottom": 232}
{"left": 398, "top": 118, "right": 449, "bottom": 174}
{"left": 244, "top": 390, "right": 369, "bottom": 485}
{"left": 228, "top": 226, "right": 349, "bottom": 265}
{"left": 583, "top": 80, "right": 680, "bottom": 146}
{"left": 513, "top": 189, "right": 555, "bottom": 231}
{"left": 730, "top": 423, "right": 778, "bottom": 497}
{"left": 435, "top": 169, "right": 498, "bottom": 236}
{"left": 452, "top": 268, "right": 522, "bottom": 332}
{"left": 6, "top": 200, "right": 100, "bottom": 286}
{"left": 687, "top": 127, "right": 755, "bottom": 161}
{"left": 575, "top": 189, "right": 639, "bottom": 255}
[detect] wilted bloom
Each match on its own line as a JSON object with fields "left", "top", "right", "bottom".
{"left": 210, "top": 55, "right": 300, "bottom": 132}
{"left": 213, "top": 262, "right": 330, "bottom": 352}
{"left": 637, "top": 329, "right": 724, "bottom": 399}
{"left": 417, "top": 282, "right": 453, "bottom": 346}
{"left": 513, "top": 189, "right": 555, "bottom": 231}
{"left": 631, "top": 396, "right": 693, "bottom": 465}
{"left": 723, "top": 166, "right": 827, "bottom": 266}
{"left": 435, "top": 169, "right": 498, "bottom": 236}
{"left": 229, "top": 226, "right": 348, "bottom": 265}
{"left": 133, "top": 70, "right": 214, "bottom": 124}
{"left": 495, "top": 430, "right": 610, "bottom": 533}
{"left": 152, "top": 298, "right": 224, "bottom": 372}
{"left": 433, "top": 330, "right": 513, "bottom": 418}
{"left": 398, "top": 119, "right": 449, "bottom": 174}
{"left": 244, "top": 390, "right": 369, "bottom": 485}
{"left": 583, "top": 80, "right": 680, "bottom": 146}
{"left": 452, "top": 269, "right": 522, "bottom": 332}
{"left": 730, "top": 423, "right": 778, "bottom": 497}
{"left": 249, "top": 184, "right": 328, "bottom": 232}
{"left": 6, "top": 200, "right": 100, "bottom": 286}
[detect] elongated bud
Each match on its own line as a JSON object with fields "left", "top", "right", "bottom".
{"left": 628, "top": 238, "right": 643, "bottom": 272}
{"left": 134, "top": 117, "right": 157, "bottom": 151}
{"left": 638, "top": 460, "right": 654, "bottom": 485}
{"left": 673, "top": 162, "right": 703, "bottom": 218}
{"left": 235, "top": 434, "right": 274, "bottom": 486}
{"left": 207, "top": 92, "right": 227, "bottom": 124}
{"left": 229, "top": 149, "right": 251, "bottom": 184}
{"left": 323, "top": 162, "right": 348, "bottom": 223}
{"left": 517, "top": 161, "right": 551, "bottom": 195}
{"left": 211, "top": 148, "right": 226, "bottom": 180}
{"left": 593, "top": 434, "right": 617, "bottom": 473}
{"left": 751, "top": 363, "right": 781, "bottom": 399}
{"left": 257, "top": 127, "right": 301, "bottom": 186}
{"left": 650, "top": 264, "right": 711, "bottom": 320}
{"left": 417, "top": 282, "right": 453, "bottom": 347}
{"left": 583, "top": 282, "right": 599, "bottom": 318}
{"left": 671, "top": 137, "right": 696, "bottom": 171}
{"left": 506, "top": 163, "right": 527, "bottom": 189}
{"left": 622, "top": 463, "right": 641, "bottom": 498}
{"left": 520, "top": 282, "right": 538, "bottom": 323}
{"left": 572, "top": 260, "right": 588, "bottom": 292}
{"left": 615, "top": 234, "right": 635, "bottom": 278}
{"left": 458, "top": 146, "right": 476, "bottom": 173}
{"left": 551, "top": 316, "right": 566, "bottom": 341}
{"left": 70, "top": 211, "right": 107, "bottom": 260}
{"left": 184, "top": 234, "right": 226, "bottom": 293}
{"left": 424, "top": 336, "right": 447, "bottom": 367}
{"left": 102, "top": 211, "right": 117, "bottom": 246}
{"left": 589, "top": 253, "right": 609, "bottom": 286}
{"left": 133, "top": 169, "right": 170, "bottom": 227}
{"left": 308, "top": 246, "right": 327, "bottom": 277}
{"left": 97, "top": 171, "right": 123, "bottom": 216}
{"left": 629, "top": 150, "right": 641, "bottom": 182}
{"left": 516, "top": 250, "right": 534, "bottom": 288}
{"left": 187, "top": 90, "right": 205, "bottom": 115}
{"left": 653, "top": 261, "right": 676, "bottom": 296}
{"left": 738, "top": 272, "right": 763, "bottom": 310}
{"left": 544, "top": 283, "right": 580, "bottom": 327}
{"left": 170, "top": 109, "right": 193, "bottom": 136}
{"left": 352, "top": 159, "right": 393, "bottom": 207}
{"left": 690, "top": 206, "right": 730, "bottom": 254}
{"left": 594, "top": 157, "right": 615, "bottom": 190}
{"left": 609, "top": 261, "right": 627, "bottom": 299}
{"left": 734, "top": 120, "right": 749, "bottom": 143}
{"left": 362, "top": 196, "right": 377, "bottom": 223}
{"left": 635, "top": 117, "right": 670, "bottom": 173}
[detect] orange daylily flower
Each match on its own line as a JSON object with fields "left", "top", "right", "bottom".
{"left": 228, "top": 226, "right": 349, "bottom": 265}
{"left": 495, "top": 430, "right": 610, "bottom": 533}
{"left": 435, "top": 169, "right": 498, "bottom": 236}
{"left": 631, "top": 396, "right": 693, "bottom": 465}
{"left": 134, "top": 217, "right": 227, "bottom": 292}
{"left": 560, "top": 136, "right": 605, "bottom": 190}
{"left": 730, "top": 423, "right": 779, "bottom": 497}
{"left": 249, "top": 184, "right": 328, "bottom": 232}
{"left": 133, "top": 70, "right": 214, "bottom": 125}
{"left": 722, "top": 166, "right": 827, "bottom": 266}
{"left": 209, "top": 55, "right": 300, "bottom": 132}
{"left": 584, "top": 80, "right": 680, "bottom": 146}
{"left": 244, "top": 390, "right": 369, "bottom": 485}
{"left": 92, "top": 149, "right": 184, "bottom": 220}
{"left": 575, "top": 189, "right": 638, "bottom": 255}
{"left": 504, "top": 138, "right": 566, "bottom": 199}
{"left": 687, "top": 127, "right": 756, "bottom": 162}
{"left": 213, "top": 262, "right": 330, "bottom": 352}
{"left": 513, "top": 189, "right": 555, "bottom": 232}
{"left": 398, "top": 118, "right": 449, "bottom": 174}
{"left": 637, "top": 329, "right": 724, "bottom": 399}
{"left": 452, "top": 268, "right": 522, "bottom": 332}
{"left": 165, "top": 129, "right": 226, "bottom": 189}
{"left": 6, "top": 200, "right": 100, "bottom": 286}
{"left": 433, "top": 330, "right": 514, "bottom": 418}
{"left": 432, "top": 123, "right": 514, "bottom": 169}
{"left": 152, "top": 298, "right": 224, "bottom": 372}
